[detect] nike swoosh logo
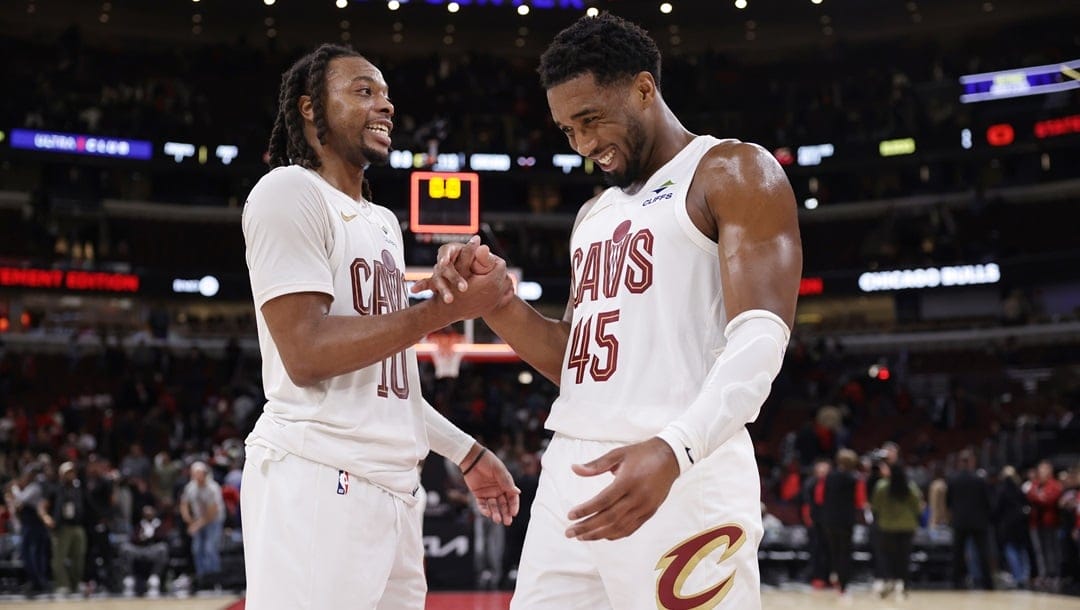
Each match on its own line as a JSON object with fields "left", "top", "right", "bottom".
{"left": 341, "top": 212, "right": 357, "bottom": 222}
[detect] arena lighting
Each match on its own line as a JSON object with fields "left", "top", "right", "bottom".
{"left": 468, "top": 153, "right": 511, "bottom": 171}
{"left": 660, "top": 2, "right": 672, "bottom": 14}
{"left": 986, "top": 123, "right": 1014, "bottom": 147}
{"left": 448, "top": 1, "right": 460, "bottom": 11}
{"left": 215, "top": 144, "right": 239, "bottom": 165}
{"left": 1034, "top": 114, "right": 1080, "bottom": 138}
{"left": 772, "top": 147, "right": 793, "bottom": 166}
{"left": 388, "top": 1, "right": 400, "bottom": 9}
{"left": 796, "top": 143, "right": 834, "bottom": 166}
{"left": 961, "top": 128, "right": 972, "bottom": 149}
{"left": 799, "top": 277, "right": 823, "bottom": 296}
{"left": 172, "top": 275, "right": 220, "bottom": 297}
{"left": 164, "top": 141, "right": 195, "bottom": 162}
{"left": 264, "top": 0, "right": 275, "bottom": 5}
{"left": 735, "top": 0, "right": 747, "bottom": 8}
{"left": 337, "top": 0, "right": 348, "bottom": 6}
{"left": 868, "top": 365, "right": 890, "bottom": 381}
{"left": 803, "top": 197, "right": 818, "bottom": 210}
{"left": 960, "top": 59, "right": 1080, "bottom": 103}
{"left": 811, "top": 0, "right": 822, "bottom": 4}
{"left": 586, "top": 6, "right": 598, "bottom": 16}
{"left": 552, "top": 153, "right": 582, "bottom": 173}
{"left": 879, "top": 137, "right": 915, "bottom": 157}
{"left": 857, "top": 263, "right": 1000, "bottom": 292}
{"left": 517, "top": 4, "right": 529, "bottom": 15}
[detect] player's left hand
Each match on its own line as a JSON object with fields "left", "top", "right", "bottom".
{"left": 463, "top": 448, "right": 521, "bottom": 526}
{"left": 565, "top": 437, "right": 680, "bottom": 541}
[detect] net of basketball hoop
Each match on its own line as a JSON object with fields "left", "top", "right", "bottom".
{"left": 430, "top": 330, "right": 465, "bottom": 379}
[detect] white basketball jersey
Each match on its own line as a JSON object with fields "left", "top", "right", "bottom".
{"left": 546, "top": 135, "right": 732, "bottom": 443}
{"left": 243, "top": 165, "right": 427, "bottom": 501}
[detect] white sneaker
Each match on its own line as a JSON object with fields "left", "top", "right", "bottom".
{"left": 872, "top": 579, "right": 885, "bottom": 597}
{"left": 122, "top": 576, "right": 135, "bottom": 597}
{"left": 147, "top": 574, "right": 161, "bottom": 598}
{"left": 895, "top": 581, "right": 907, "bottom": 600}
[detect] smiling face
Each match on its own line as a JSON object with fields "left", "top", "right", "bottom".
{"left": 547, "top": 72, "right": 649, "bottom": 189}
{"left": 312, "top": 56, "right": 395, "bottom": 169}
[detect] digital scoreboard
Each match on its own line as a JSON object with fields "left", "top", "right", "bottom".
{"left": 409, "top": 171, "right": 480, "bottom": 235}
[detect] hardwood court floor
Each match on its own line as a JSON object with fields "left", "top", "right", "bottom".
{"left": 1, "top": 590, "right": 1078, "bottom": 609}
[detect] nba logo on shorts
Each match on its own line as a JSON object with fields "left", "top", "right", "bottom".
{"left": 337, "top": 470, "right": 349, "bottom": 495}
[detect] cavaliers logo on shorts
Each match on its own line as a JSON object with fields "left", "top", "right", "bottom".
{"left": 654, "top": 524, "right": 746, "bottom": 610}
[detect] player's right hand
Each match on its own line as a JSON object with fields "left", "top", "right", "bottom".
{"left": 410, "top": 236, "right": 477, "bottom": 303}
{"left": 434, "top": 251, "right": 511, "bottom": 321}
{"left": 412, "top": 236, "right": 514, "bottom": 310}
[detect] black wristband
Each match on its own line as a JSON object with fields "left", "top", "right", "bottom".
{"left": 461, "top": 447, "right": 487, "bottom": 476}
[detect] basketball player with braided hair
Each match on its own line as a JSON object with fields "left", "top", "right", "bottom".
{"left": 417, "top": 13, "right": 801, "bottom": 609}
{"left": 241, "top": 44, "right": 519, "bottom": 609}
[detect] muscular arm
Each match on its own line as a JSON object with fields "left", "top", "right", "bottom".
{"left": 482, "top": 297, "right": 572, "bottom": 386}
{"left": 654, "top": 142, "right": 801, "bottom": 471}
{"left": 262, "top": 292, "right": 454, "bottom": 387}
{"left": 701, "top": 141, "right": 802, "bottom": 328}
{"left": 482, "top": 196, "right": 601, "bottom": 385}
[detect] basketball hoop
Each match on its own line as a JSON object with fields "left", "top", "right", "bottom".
{"left": 430, "top": 331, "right": 464, "bottom": 379}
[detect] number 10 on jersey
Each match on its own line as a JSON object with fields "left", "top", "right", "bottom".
{"left": 567, "top": 309, "right": 620, "bottom": 384}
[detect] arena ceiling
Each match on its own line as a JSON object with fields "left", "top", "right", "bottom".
{"left": 1, "top": 0, "right": 1077, "bottom": 60}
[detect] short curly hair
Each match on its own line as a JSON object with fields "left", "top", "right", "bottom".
{"left": 538, "top": 12, "right": 661, "bottom": 91}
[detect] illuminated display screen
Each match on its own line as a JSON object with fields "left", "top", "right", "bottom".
{"left": 960, "top": 59, "right": 1080, "bottom": 103}
{"left": 409, "top": 171, "right": 480, "bottom": 235}
{"left": 10, "top": 129, "right": 152, "bottom": 160}
{"left": 0, "top": 267, "right": 140, "bottom": 293}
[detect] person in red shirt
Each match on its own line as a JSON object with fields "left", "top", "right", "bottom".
{"left": 1026, "top": 460, "right": 1062, "bottom": 590}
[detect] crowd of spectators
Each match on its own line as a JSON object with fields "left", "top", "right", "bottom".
{"left": 0, "top": 304, "right": 1076, "bottom": 597}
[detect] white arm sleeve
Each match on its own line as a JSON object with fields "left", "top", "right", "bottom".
{"left": 242, "top": 167, "right": 335, "bottom": 309}
{"left": 424, "top": 403, "right": 475, "bottom": 466}
{"left": 656, "top": 309, "right": 789, "bottom": 474}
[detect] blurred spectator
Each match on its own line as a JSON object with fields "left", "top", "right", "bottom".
{"left": 48, "top": 461, "right": 87, "bottom": 597}
{"left": 120, "top": 444, "right": 152, "bottom": 481}
{"left": 801, "top": 457, "right": 832, "bottom": 589}
{"left": 1027, "top": 460, "right": 1063, "bottom": 591}
{"left": 9, "top": 463, "right": 51, "bottom": 595}
{"left": 179, "top": 461, "right": 224, "bottom": 590}
{"left": 994, "top": 465, "right": 1032, "bottom": 588}
{"left": 927, "top": 464, "right": 950, "bottom": 528}
{"left": 946, "top": 450, "right": 994, "bottom": 590}
{"left": 871, "top": 461, "right": 923, "bottom": 600}
{"left": 152, "top": 452, "right": 182, "bottom": 505}
{"left": 119, "top": 505, "right": 170, "bottom": 598}
{"left": 822, "top": 448, "right": 866, "bottom": 599}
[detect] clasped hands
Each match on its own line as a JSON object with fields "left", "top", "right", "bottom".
{"left": 410, "top": 235, "right": 514, "bottom": 319}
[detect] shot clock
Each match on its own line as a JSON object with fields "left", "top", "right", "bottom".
{"left": 409, "top": 171, "right": 480, "bottom": 235}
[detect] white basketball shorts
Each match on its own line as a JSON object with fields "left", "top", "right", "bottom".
{"left": 511, "top": 430, "right": 763, "bottom": 610}
{"left": 241, "top": 441, "right": 425, "bottom": 609}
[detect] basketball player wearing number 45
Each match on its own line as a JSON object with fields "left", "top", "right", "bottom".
{"left": 416, "top": 12, "right": 802, "bottom": 610}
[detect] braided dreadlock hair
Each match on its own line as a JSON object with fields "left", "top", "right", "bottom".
{"left": 267, "top": 43, "right": 373, "bottom": 199}
{"left": 538, "top": 12, "right": 661, "bottom": 91}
